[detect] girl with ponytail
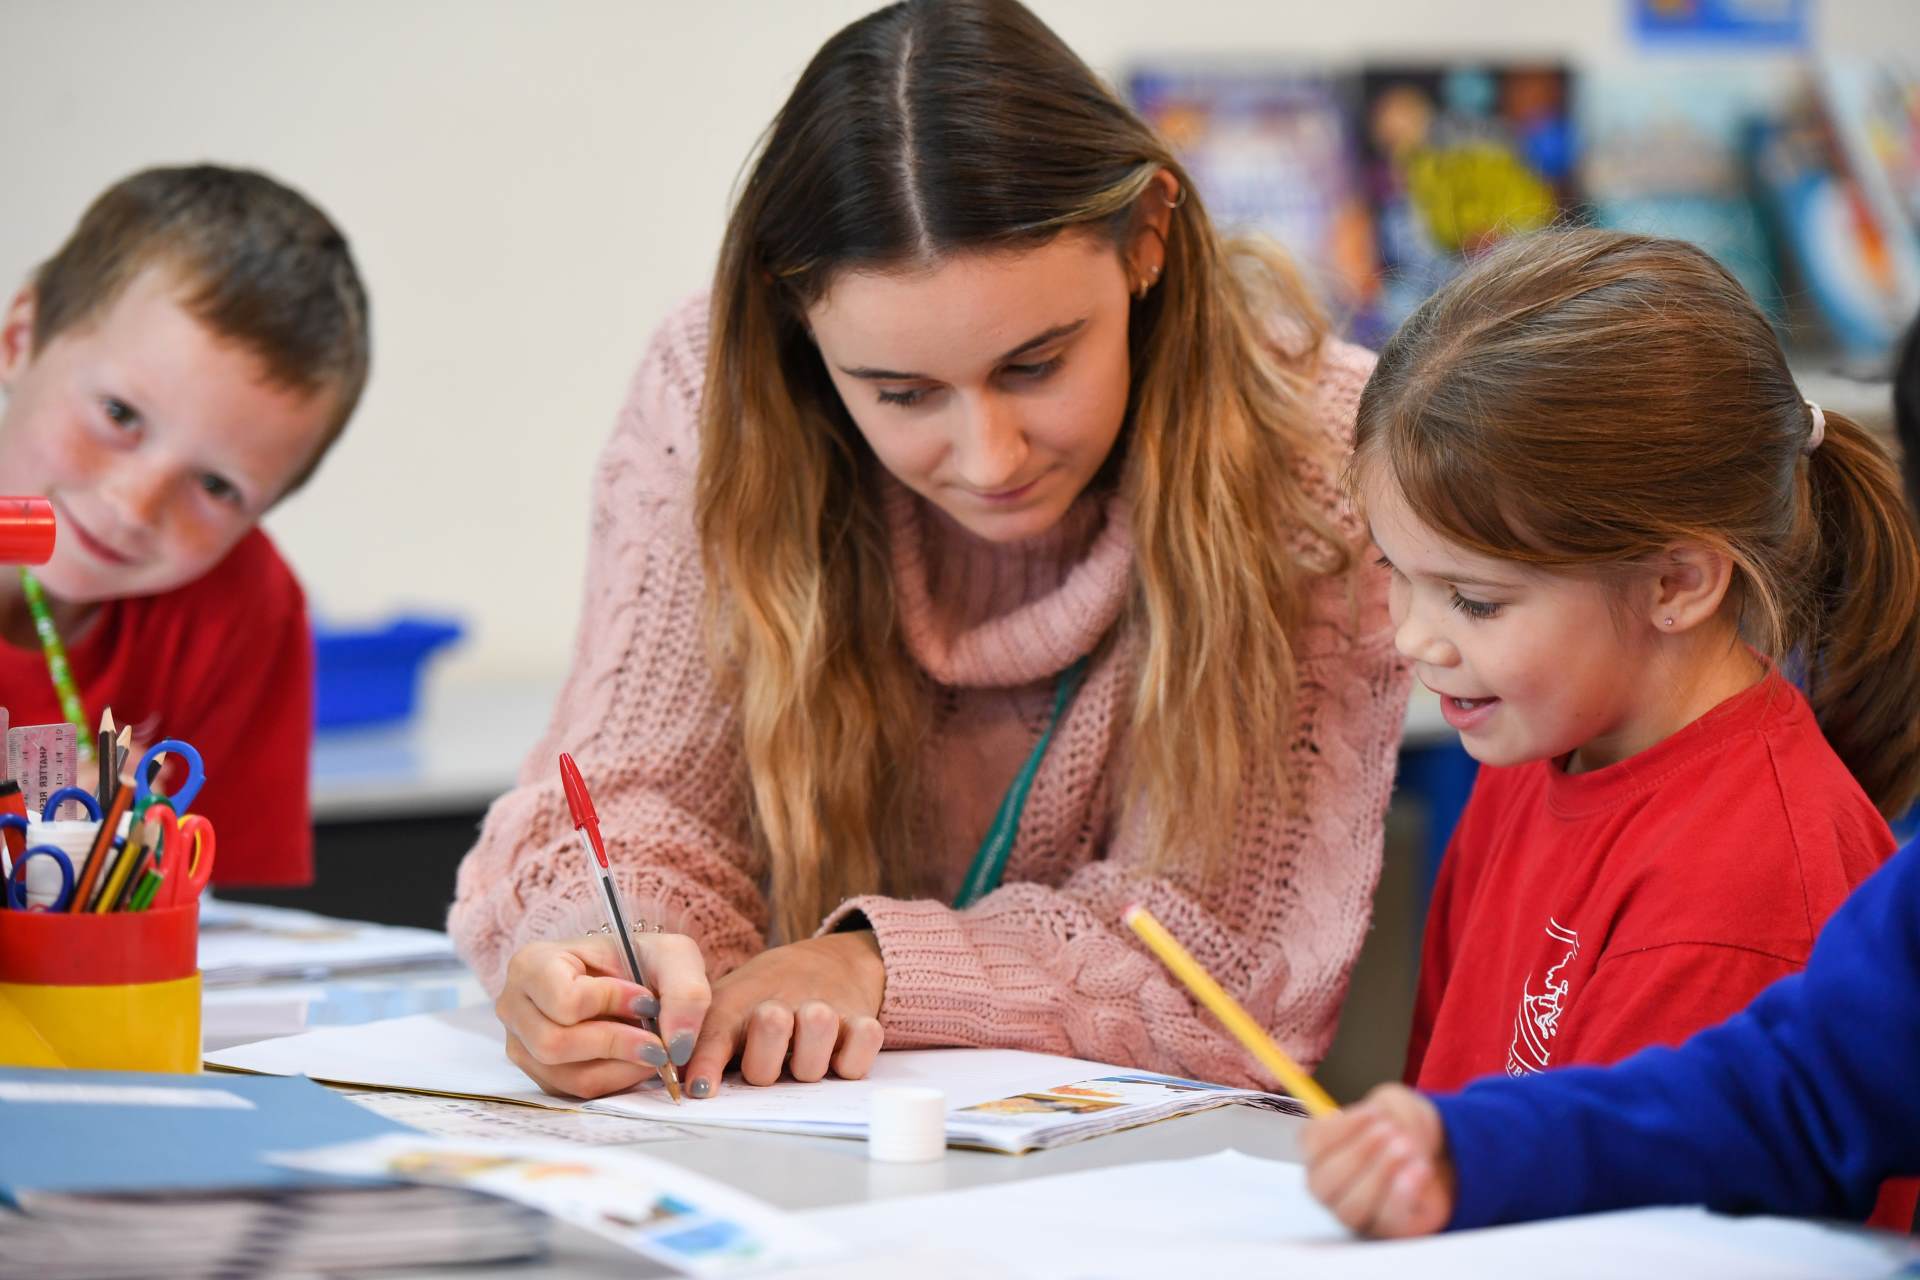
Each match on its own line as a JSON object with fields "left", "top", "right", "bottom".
{"left": 1352, "top": 228, "right": 1920, "bottom": 1229}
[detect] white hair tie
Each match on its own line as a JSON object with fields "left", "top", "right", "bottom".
{"left": 1804, "top": 401, "right": 1826, "bottom": 455}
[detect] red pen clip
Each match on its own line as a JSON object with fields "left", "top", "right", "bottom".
{"left": 558, "top": 752, "right": 609, "bottom": 869}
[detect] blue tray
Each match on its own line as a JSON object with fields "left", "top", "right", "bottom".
{"left": 313, "top": 617, "right": 465, "bottom": 730}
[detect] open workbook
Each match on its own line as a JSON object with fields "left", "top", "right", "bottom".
{"left": 206, "top": 1004, "right": 1305, "bottom": 1154}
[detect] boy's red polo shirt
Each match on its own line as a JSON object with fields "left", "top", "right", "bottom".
{"left": 0, "top": 528, "right": 312, "bottom": 885}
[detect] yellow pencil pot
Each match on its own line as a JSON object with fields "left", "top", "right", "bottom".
{"left": 0, "top": 903, "right": 200, "bottom": 1072}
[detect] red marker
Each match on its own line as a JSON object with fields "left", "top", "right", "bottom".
{"left": 0, "top": 497, "right": 55, "bottom": 565}
{"left": 558, "top": 753, "right": 682, "bottom": 1103}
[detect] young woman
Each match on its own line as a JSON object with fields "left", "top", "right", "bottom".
{"left": 450, "top": 0, "right": 1407, "bottom": 1103}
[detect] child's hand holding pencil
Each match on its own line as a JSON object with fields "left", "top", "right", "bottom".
{"left": 1123, "top": 904, "right": 1454, "bottom": 1237}
{"left": 1299, "top": 1083, "right": 1457, "bottom": 1238}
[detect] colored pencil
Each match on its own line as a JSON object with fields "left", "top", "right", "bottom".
{"left": 70, "top": 766, "right": 134, "bottom": 913}
{"left": 96, "top": 816, "right": 152, "bottom": 914}
{"left": 96, "top": 708, "right": 114, "bottom": 804}
{"left": 1123, "top": 903, "right": 1339, "bottom": 1116}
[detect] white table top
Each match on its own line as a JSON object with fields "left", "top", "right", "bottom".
{"left": 202, "top": 967, "right": 1307, "bottom": 1277}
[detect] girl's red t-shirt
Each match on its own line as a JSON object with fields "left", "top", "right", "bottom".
{"left": 1407, "top": 670, "right": 1913, "bottom": 1229}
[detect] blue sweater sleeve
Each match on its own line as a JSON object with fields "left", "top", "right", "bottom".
{"left": 1435, "top": 840, "right": 1920, "bottom": 1230}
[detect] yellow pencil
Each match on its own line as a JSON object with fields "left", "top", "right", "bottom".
{"left": 1123, "top": 903, "right": 1339, "bottom": 1117}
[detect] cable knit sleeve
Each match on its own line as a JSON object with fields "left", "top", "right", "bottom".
{"left": 824, "top": 340, "right": 1411, "bottom": 1087}
{"left": 448, "top": 294, "right": 767, "bottom": 996}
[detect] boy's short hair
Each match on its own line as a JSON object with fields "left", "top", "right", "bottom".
{"left": 31, "top": 164, "right": 370, "bottom": 493}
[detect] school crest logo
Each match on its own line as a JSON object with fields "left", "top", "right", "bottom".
{"left": 1506, "top": 916, "right": 1580, "bottom": 1076}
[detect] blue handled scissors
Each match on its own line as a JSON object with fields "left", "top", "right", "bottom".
{"left": 133, "top": 739, "right": 205, "bottom": 817}
{"left": 40, "top": 786, "right": 102, "bottom": 824}
{"left": 0, "top": 815, "right": 76, "bottom": 911}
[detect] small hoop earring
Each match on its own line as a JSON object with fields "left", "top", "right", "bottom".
{"left": 1165, "top": 186, "right": 1187, "bottom": 209}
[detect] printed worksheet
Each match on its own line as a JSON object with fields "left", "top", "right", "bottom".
{"left": 275, "top": 1134, "right": 838, "bottom": 1275}
{"left": 343, "top": 1090, "right": 698, "bottom": 1147}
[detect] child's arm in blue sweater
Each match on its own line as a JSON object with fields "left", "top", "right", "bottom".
{"left": 1439, "top": 835, "right": 1918, "bottom": 1226}
{"left": 1303, "top": 841, "right": 1919, "bottom": 1235}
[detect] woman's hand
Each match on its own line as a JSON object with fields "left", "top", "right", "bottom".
{"left": 496, "top": 931, "right": 711, "bottom": 1099}
{"left": 1299, "top": 1084, "right": 1456, "bottom": 1238}
{"left": 678, "top": 930, "right": 887, "bottom": 1098}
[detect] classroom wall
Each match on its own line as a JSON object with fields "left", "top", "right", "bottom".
{"left": 3, "top": 0, "right": 1915, "bottom": 682}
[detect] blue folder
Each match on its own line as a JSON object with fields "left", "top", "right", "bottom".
{"left": 0, "top": 1069, "right": 410, "bottom": 1199}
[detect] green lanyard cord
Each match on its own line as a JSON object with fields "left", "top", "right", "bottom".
{"left": 19, "top": 568, "right": 96, "bottom": 765}
{"left": 951, "top": 656, "right": 1090, "bottom": 910}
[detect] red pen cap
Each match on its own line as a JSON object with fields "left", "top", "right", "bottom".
{"left": 0, "top": 497, "right": 54, "bottom": 565}
{"left": 558, "top": 752, "right": 598, "bottom": 830}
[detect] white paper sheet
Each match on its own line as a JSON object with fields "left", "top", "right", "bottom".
{"left": 795, "top": 1151, "right": 1919, "bottom": 1280}
{"left": 208, "top": 1004, "right": 561, "bottom": 1106}
{"left": 206, "top": 1006, "right": 1263, "bottom": 1150}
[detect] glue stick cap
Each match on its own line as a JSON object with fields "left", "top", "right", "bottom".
{"left": 868, "top": 1086, "right": 946, "bottom": 1163}
{"left": 0, "top": 497, "right": 55, "bottom": 565}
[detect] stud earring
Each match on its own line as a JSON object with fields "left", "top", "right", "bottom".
{"left": 1662, "top": 616, "right": 1675, "bottom": 628}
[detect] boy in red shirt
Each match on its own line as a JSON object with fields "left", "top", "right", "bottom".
{"left": 1352, "top": 231, "right": 1919, "bottom": 1229}
{"left": 0, "top": 165, "right": 371, "bottom": 885}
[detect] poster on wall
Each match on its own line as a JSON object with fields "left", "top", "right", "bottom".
{"left": 1630, "top": 0, "right": 1810, "bottom": 50}
{"left": 1355, "top": 65, "right": 1577, "bottom": 340}
{"left": 1129, "top": 66, "right": 1379, "bottom": 332}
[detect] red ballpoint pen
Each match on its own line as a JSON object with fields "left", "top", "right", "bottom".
{"left": 559, "top": 752, "right": 683, "bottom": 1103}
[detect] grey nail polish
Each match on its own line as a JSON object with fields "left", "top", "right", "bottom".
{"left": 689, "top": 1077, "right": 712, "bottom": 1099}
{"left": 632, "top": 995, "right": 660, "bottom": 1019}
{"left": 638, "top": 1043, "right": 668, "bottom": 1067}
{"left": 668, "top": 1032, "right": 695, "bottom": 1066}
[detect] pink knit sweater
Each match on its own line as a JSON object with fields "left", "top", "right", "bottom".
{"left": 449, "top": 293, "right": 1409, "bottom": 1087}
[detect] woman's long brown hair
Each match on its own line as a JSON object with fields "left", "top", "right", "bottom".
{"left": 1354, "top": 228, "right": 1920, "bottom": 816}
{"left": 699, "top": 0, "right": 1346, "bottom": 942}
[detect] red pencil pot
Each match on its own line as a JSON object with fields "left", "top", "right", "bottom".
{"left": 0, "top": 904, "right": 201, "bottom": 1072}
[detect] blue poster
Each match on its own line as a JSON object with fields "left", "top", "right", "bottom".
{"left": 1631, "top": 0, "right": 1810, "bottom": 48}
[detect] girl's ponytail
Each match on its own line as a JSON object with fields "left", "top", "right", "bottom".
{"left": 1802, "top": 407, "right": 1920, "bottom": 817}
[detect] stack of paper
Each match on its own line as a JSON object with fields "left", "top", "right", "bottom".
{"left": 0, "top": 1070, "right": 545, "bottom": 1278}
{"left": 197, "top": 897, "right": 460, "bottom": 986}
{"left": 279, "top": 1133, "right": 840, "bottom": 1275}
{"left": 207, "top": 1005, "right": 1302, "bottom": 1153}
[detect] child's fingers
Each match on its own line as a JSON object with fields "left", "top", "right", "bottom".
{"left": 1305, "top": 1112, "right": 1399, "bottom": 1226}
{"left": 1364, "top": 1084, "right": 1447, "bottom": 1158}
{"left": 1374, "top": 1157, "right": 1453, "bottom": 1238}
{"left": 1298, "top": 1104, "right": 1371, "bottom": 1162}
{"left": 1330, "top": 1131, "right": 1425, "bottom": 1237}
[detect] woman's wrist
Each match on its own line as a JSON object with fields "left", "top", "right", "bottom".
{"left": 817, "top": 927, "right": 887, "bottom": 1016}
